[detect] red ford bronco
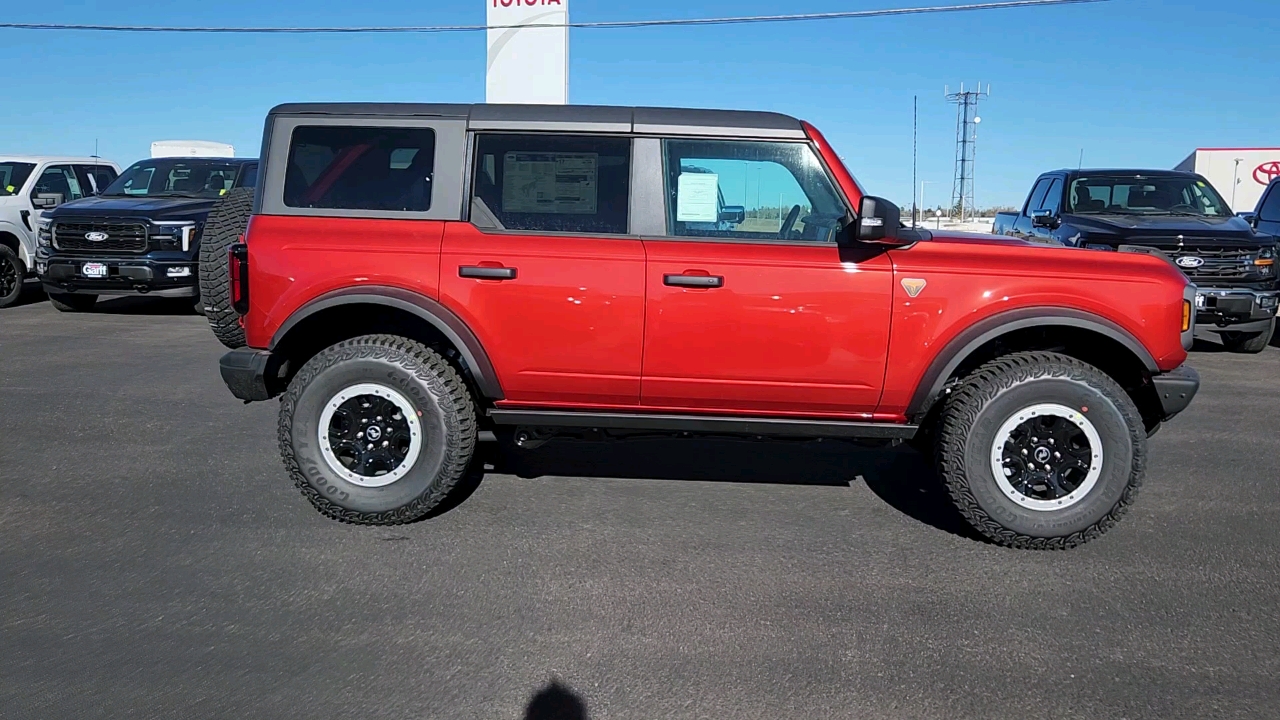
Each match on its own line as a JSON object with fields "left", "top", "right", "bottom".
{"left": 208, "top": 103, "right": 1199, "bottom": 549}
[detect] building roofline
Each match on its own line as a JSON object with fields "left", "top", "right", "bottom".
{"left": 1192, "top": 147, "right": 1280, "bottom": 152}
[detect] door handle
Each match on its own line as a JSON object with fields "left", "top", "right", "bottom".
{"left": 664, "top": 273, "right": 723, "bottom": 288}
{"left": 459, "top": 266, "right": 517, "bottom": 280}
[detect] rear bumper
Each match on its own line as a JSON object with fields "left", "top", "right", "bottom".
{"left": 220, "top": 348, "right": 279, "bottom": 402}
{"left": 1151, "top": 365, "right": 1200, "bottom": 420}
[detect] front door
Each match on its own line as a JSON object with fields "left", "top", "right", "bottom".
{"left": 640, "top": 138, "right": 894, "bottom": 416}
{"left": 439, "top": 133, "right": 646, "bottom": 407}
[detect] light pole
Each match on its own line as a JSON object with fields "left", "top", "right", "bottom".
{"left": 1232, "top": 158, "right": 1244, "bottom": 210}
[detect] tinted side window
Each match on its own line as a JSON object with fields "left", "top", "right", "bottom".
{"left": 238, "top": 164, "right": 258, "bottom": 189}
{"left": 284, "top": 126, "right": 435, "bottom": 211}
{"left": 33, "top": 165, "right": 86, "bottom": 202}
{"left": 663, "top": 140, "right": 848, "bottom": 243}
{"left": 1260, "top": 182, "right": 1280, "bottom": 222}
{"left": 1040, "top": 178, "right": 1064, "bottom": 214}
{"left": 471, "top": 134, "right": 630, "bottom": 235}
{"left": 1024, "top": 178, "right": 1051, "bottom": 215}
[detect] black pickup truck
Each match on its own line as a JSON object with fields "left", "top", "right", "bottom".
{"left": 994, "top": 169, "right": 1279, "bottom": 352}
{"left": 36, "top": 156, "right": 257, "bottom": 313}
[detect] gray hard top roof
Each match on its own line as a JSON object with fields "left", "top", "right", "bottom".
{"left": 267, "top": 103, "right": 808, "bottom": 139}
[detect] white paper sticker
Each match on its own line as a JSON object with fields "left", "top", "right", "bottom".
{"left": 676, "top": 173, "right": 719, "bottom": 223}
{"left": 502, "top": 152, "right": 598, "bottom": 214}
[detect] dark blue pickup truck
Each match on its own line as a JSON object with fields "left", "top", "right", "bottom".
{"left": 994, "top": 169, "right": 1279, "bottom": 353}
{"left": 36, "top": 156, "right": 257, "bottom": 313}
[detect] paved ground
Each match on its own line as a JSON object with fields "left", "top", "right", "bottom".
{"left": 2, "top": 292, "right": 1278, "bottom": 719}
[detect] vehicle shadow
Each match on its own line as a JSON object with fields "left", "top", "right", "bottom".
{"left": 89, "top": 296, "right": 199, "bottom": 316}
{"left": 523, "top": 680, "right": 588, "bottom": 720}
{"left": 9, "top": 281, "right": 49, "bottom": 307}
{"left": 484, "top": 435, "right": 981, "bottom": 542}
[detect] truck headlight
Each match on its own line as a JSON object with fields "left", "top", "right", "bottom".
{"left": 37, "top": 221, "right": 52, "bottom": 248}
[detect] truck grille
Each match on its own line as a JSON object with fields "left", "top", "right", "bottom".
{"left": 1141, "top": 242, "right": 1265, "bottom": 283}
{"left": 54, "top": 220, "right": 148, "bottom": 253}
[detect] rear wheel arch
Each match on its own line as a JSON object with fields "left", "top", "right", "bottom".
{"left": 270, "top": 287, "right": 504, "bottom": 401}
{"left": 908, "top": 308, "right": 1162, "bottom": 429}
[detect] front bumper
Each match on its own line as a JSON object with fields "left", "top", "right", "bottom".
{"left": 42, "top": 255, "right": 198, "bottom": 297}
{"left": 1151, "top": 366, "right": 1200, "bottom": 421}
{"left": 1194, "top": 287, "right": 1278, "bottom": 332}
{"left": 220, "top": 348, "right": 280, "bottom": 402}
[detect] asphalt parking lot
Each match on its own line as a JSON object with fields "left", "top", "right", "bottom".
{"left": 2, "top": 293, "right": 1278, "bottom": 720}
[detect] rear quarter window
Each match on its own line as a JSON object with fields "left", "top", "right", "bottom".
{"left": 283, "top": 126, "right": 436, "bottom": 212}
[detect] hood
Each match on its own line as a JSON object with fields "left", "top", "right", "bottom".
{"left": 1063, "top": 213, "right": 1266, "bottom": 244}
{"left": 47, "top": 195, "right": 218, "bottom": 224}
{"left": 932, "top": 230, "right": 1031, "bottom": 246}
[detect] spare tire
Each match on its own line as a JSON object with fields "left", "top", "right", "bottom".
{"left": 200, "top": 187, "right": 254, "bottom": 349}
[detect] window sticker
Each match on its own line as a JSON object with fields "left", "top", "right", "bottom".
{"left": 502, "top": 152, "right": 598, "bottom": 214}
{"left": 676, "top": 172, "right": 719, "bottom": 223}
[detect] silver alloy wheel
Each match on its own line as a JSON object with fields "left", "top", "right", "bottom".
{"left": 989, "top": 403, "right": 1104, "bottom": 511}
{"left": 318, "top": 383, "right": 423, "bottom": 488}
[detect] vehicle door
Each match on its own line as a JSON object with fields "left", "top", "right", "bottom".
{"left": 439, "top": 133, "right": 646, "bottom": 407}
{"left": 638, "top": 137, "right": 894, "bottom": 416}
{"left": 1012, "top": 177, "right": 1052, "bottom": 239}
{"left": 1, "top": 161, "right": 41, "bottom": 260}
{"left": 1256, "top": 180, "right": 1280, "bottom": 238}
{"left": 1026, "top": 176, "right": 1065, "bottom": 244}
{"left": 31, "top": 164, "right": 87, "bottom": 220}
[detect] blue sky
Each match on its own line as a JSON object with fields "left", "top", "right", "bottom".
{"left": 2, "top": 0, "right": 1277, "bottom": 207}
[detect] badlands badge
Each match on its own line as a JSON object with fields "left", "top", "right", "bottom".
{"left": 901, "top": 278, "right": 927, "bottom": 298}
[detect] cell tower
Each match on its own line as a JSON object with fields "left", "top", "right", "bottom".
{"left": 946, "top": 82, "right": 989, "bottom": 222}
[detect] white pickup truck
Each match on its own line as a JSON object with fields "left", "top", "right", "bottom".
{"left": 0, "top": 156, "right": 122, "bottom": 308}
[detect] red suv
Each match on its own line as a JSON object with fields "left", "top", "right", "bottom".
{"left": 209, "top": 103, "right": 1200, "bottom": 549}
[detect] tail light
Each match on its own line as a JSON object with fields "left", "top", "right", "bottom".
{"left": 229, "top": 239, "right": 250, "bottom": 315}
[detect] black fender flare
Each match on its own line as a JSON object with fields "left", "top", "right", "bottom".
{"left": 905, "top": 307, "right": 1158, "bottom": 420}
{"left": 270, "top": 285, "right": 504, "bottom": 400}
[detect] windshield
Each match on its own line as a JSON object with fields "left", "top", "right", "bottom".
{"left": 0, "top": 162, "right": 37, "bottom": 196}
{"left": 1068, "top": 175, "right": 1232, "bottom": 217}
{"left": 102, "top": 159, "right": 242, "bottom": 199}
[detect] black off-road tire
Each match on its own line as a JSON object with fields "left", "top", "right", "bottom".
{"left": 0, "top": 245, "right": 24, "bottom": 308}
{"left": 935, "top": 351, "right": 1146, "bottom": 550}
{"left": 1220, "top": 320, "right": 1274, "bottom": 354}
{"left": 199, "top": 187, "right": 253, "bottom": 348}
{"left": 49, "top": 292, "right": 97, "bottom": 312}
{"left": 278, "top": 334, "right": 478, "bottom": 525}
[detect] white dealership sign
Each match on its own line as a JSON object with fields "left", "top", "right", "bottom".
{"left": 487, "top": 0, "right": 569, "bottom": 105}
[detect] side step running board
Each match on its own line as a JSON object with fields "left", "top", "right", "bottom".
{"left": 487, "top": 409, "right": 917, "bottom": 440}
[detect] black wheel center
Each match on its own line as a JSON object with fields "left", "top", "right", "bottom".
{"left": 1001, "top": 415, "right": 1094, "bottom": 502}
{"left": 327, "top": 394, "right": 413, "bottom": 477}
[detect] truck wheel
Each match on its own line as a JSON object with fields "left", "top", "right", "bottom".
{"left": 278, "top": 334, "right": 478, "bottom": 525}
{"left": 935, "top": 351, "right": 1145, "bottom": 550}
{"left": 49, "top": 292, "right": 97, "bottom": 312}
{"left": 0, "top": 245, "right": 24, "bottom": 308}
{"left": 1220, "top": 320, "right": 1274, "bottom": 354}
{"left": 199, "top": 187, "right": 253, "bottom": 349}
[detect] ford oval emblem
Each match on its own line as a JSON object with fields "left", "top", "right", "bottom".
{"left": 85, "top": 231, "right": 109, "bottom": 242}
{"left": 1175, "top": 256, "right": 1205, "bottom": 269}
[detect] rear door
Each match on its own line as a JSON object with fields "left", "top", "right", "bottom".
{"left": 638, "top": 137, "right": 893, "bottom": 416}
{"left": 439, "top": 133, "right": 646, "bottom": 407}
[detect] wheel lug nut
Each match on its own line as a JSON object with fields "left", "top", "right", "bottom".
{"left": 1049, "top": 438, "right": 1055, "bottom": 445}
{"left": 1054, "top": 452, "right": 1061, "bottom": 459}
{"left": 1044, "top": 464, "right": 1052, "bottom": 471}
{"left": 382, "top": 440, "right": 389, "bottom": 447}
{"left": 1021, "top": 449, "right": 1028, "bottom": 456}
{"left": 367, "top": 443, "right": 374, "bottom": 450}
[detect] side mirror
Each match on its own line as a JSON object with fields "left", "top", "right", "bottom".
{"left": 719, "top": 205, "right": 746, "bottom": 225}
{"left": 32, "top": 193, "right": 63, "bottom": 209}
{"left": 1238, "top": 212, "right": 1258, "bottom": 228}
{"left": 1030, "top": 209, "right": 1058, "bottom": 228}
{"left": 854, "top": 195, "right": 902, "bottom": 244}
